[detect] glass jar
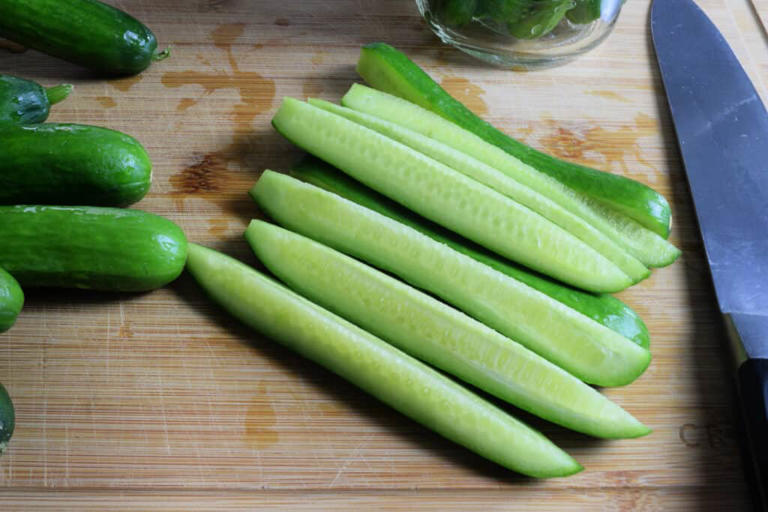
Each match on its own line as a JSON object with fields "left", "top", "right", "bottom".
{"left": 415, "top": 0, "right": 624, "bottom": 69}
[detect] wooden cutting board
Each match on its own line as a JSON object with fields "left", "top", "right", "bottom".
{"left": 1, "top": 0, "right": 766, "bottom": 509}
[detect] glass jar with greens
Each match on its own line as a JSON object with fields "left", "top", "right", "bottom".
{"left": 416, "top": 0, "right": 624, "bottom": 69}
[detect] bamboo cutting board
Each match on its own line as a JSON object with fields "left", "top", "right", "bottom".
{"left": 1, "top": 0, "right": 766, "bottom": 509}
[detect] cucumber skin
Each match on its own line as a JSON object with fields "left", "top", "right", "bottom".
{"left": 0, "top": 383, "right": 13, "bottom": 455}
{"left": 0, "top": 206, "right": 187, "bottom": 292}
{"left": 0, "top": 124, "right": 152, "bottom": 207}
{"left": 0, "top": 267, "right": 24, "bottom": 334}
{"left": 291, "top": 157, "right": 650, "bottom": 350}
{"left": 0, "top": 75, "right": 50, "bottom": 124}
{"left": 356, "top": 42, "right": 671, "bottom": 238}
{"left": 246, "top": 220, "right": 649, "bottom": 439}
{"left": 186, "top": 243, "right": 582, "bottom": 477}
{"left": 0, "top": 0, "right": 159, "bottom": 75}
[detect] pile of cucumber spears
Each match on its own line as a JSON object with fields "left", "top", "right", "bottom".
{"left": 191, "top": 44, "right": 680, "bottom": 477}
{"left": 0, "top": 1, "right": 680, "bottom": 478}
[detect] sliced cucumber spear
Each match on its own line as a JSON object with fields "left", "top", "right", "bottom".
{"left": 290, "top": 157, "right": 651, "bottom": 350}
{"left": 340, "top": 84, "right": 680, "bottom": 268}
{"left": 186, "top": 243, "right": 583, "bottom": 477}
{"left": 250, "top": 172, "right": 651, "bottom": 387}
{"left": 247, "top": 220, "right": 650, "bottom": 439}
{"left": 272, "top": 98, "right": 632, "bottom": 293}
{"left": 356, "top": 42, "right": 672, "bottom": 238}
{"left": 308, "top": 98, "right": 649, "bottom": 283}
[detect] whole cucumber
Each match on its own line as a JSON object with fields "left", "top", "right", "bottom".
{"left": 0, "top": 0, "right": 166, "bottom": 75}
{"left": 0, "top": 206, "right": 187, "bottom": 292}
{"left": 0, "top": 266, "right": 24, "bottom": 333}
{"left": 0, "top": 74, "right": 72, "bottom": 125}
{"left": 0, "top": 123, "right": 152, "bottom": 207}
{"left": 0, "top": 383, "right": 13, "bottom": 456}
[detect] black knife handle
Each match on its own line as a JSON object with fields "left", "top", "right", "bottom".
{"left": 738, "top": 358, "right": 768, "bottom": 510}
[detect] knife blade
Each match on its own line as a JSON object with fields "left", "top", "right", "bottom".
{"left": 651, "top": 0, "right": 768, "bottom": 507}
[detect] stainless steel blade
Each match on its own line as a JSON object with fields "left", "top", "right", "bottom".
{"left": 651, "top": 0, "right": 768, "bottom": 319}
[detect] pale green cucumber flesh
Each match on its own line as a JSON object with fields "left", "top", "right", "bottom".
{"left": 340, "top": 84, "right": 680, "bottom": 268}
{"left": 308, "top": 98, "right": 649, "bottom": 283}
{"left": 186, "top": 243, "right": 582, "bottom": 477}
{"left": 272, "top": 98, "right": 632, "bottom": 293}
{"left": 247, "top": 220, "right": 649, "bottom": 439}
{"left": 251, "top": 172, "right": 651, "bottom": 387}
{"left": 0, "top": 266, "right": 23, "bottom": 333}
{"left": 356, "top": 42, "right": 672, "bottom": 238}
{"left": 290, "top": 157, "right": 651, "bottom": 349}
{"left": 291, "top": 157, "right": 651, "bottom": 349}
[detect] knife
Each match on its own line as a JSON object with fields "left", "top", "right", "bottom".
{"left": 651, "top": 0, "right": 768, "bottom": 507}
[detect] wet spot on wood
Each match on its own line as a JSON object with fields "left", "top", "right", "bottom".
{"left": 176, "top": 98, "right": 198, "bottom": 112}
{"left": 302, "top": 80, "right": 324, "bottom": 99}
{"left": 211, "top": 23, "right": 247, "bottom": 50}
{"left": 274, "top": 18, "right": 291, "bottom": 26}
{"left": 253, "top": 43, "right": 264, "bottom": 50}
{"left": 536, "top": 113, "right": 660, "bottom": 181}
{"left": 245, "top": 382, "right": 279, "bottom": 449}
{"left": 96, "top": 96, "right": 116, "bottom": 108}
{"left": 586, "top": 90, "right": 632, "bottom": 103}
{"left": 440, "top": 76, "right": 488, "bottom": 115}
{"left": 118, "top": 322, "right": 134, "bottom": 339}
{"left": 170, "top": 153, "right": 231, "bottom": 194}
{"left": 207, "top": 218, "right": 230, "bottom": 238}
{"left": 110, "top": 74, "right": 142, "bottom": 92}
{"left": 196, "top": 54, "right": 211, "bottom": 66}
{"left": 311, "top": 52, "right": 326, "bottom": 65}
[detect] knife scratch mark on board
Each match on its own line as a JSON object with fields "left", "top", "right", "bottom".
{"left": 586, "top": 90, "right": 633, "bottom": 103}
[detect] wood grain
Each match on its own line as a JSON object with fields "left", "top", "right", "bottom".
{"left": 0, "top": 0, "right": 764, "bottom": 509}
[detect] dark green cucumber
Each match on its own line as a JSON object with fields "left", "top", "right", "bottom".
{"left": 291, "top": 157, "right": 649, "bottom": 349}
{"left": 0, "top": 206, "right": 187, "bottom": 292}
{"left": 566, "top": 0, "right": 602, "bottom": 24}
{"left": 0, "top": 74, "right": 72, "bottom": 124}
{"left": 0, "top": 383, "right": 13, "bottom": 456}
{"left": 435, "top": 0, "right": 479, "bottom": 26}
{"left": 0, "top": 123, "right": 152, "bottom": 206}
{"left": 0, "top": 0, "right": 167, "bottom": 75}
{"left": 356, "top": 42, "right": 671, "bottom": 238}
{"left": 0, "top": 267, "right": 24, "bottom": 333}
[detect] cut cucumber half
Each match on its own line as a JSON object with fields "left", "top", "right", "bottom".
{"left": 186, "top": 243, "right": 582, "bottom": 477}
{"left": 247, "top": 220, "right": 650, "bottom": 439}
{"left": 291, "top": 157, "right": 651, "bottom": 349}
{"left": 308, "top": 98, "right": 649, "bottom": 283}
{"left": 341, "top": 84, "right": 680, "bottom": 268}
{"left": 250, "top": 172, "right": 651, "bottom": 387}
{"left": 356, "top": 42, "right": 672, "bottom": 238}
{"left": 272, "top": 98, "right": 632, "bottom": 293}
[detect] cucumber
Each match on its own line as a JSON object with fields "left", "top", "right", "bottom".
{"left": 187, "top": 242, "right": 582, "bottom": 477}
{"left": 247, "top": 220, "right": 649, "bottom": 439}
{"left": 341, "top": 84, "right": 680, "bottom": 268}
{"left": 0, "top": 74, "right": 72, "bottom": 124}
{"left": 0, "top": 123, "right": 152, "bottom": 207}
{"left": 291, "top": 157, "right": 651, "bottom": 349}
{"left": 0, "top": 383, "right": 13, "bottom": 456}
{"left": 0, "top": 267, "right": 23, "bottom": 333}
{"left": 566, "top": 0, "right": 602, "bottom": 23}
{"left": 506, "top": 0, "right": 572, "bottom": 39}
{"left": 435, "top": 0, "right": 479, "bottom": 26}
{"left": 0, "top": 0, "right": 167, "bottom": 75}
{"left": 250, "top": 172, "right": 651, "bottom": 387}
{"left": 272, "top": 98, "right": 632, "bottom": 293}
{"left": 309, "top": 98, "right": 649, "bottom": 283}
{"left": 356, "top": 42, "right": 672, "bottom": 238}
{"left": 0, "top": 206, "right": 187, "bottom": 292}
